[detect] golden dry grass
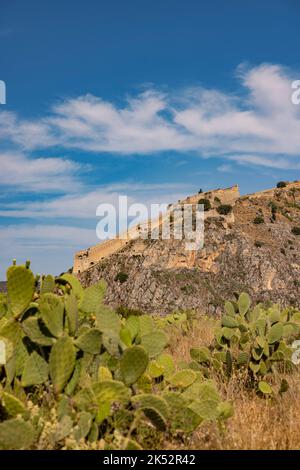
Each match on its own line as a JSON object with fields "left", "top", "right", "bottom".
{"left": 166, "top": 317, "right": 300, "bottom": 450}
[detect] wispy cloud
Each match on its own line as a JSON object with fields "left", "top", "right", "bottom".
{"left": 1, "top": 63, "right": 300, "bottom": 169}
{"left": 0, "top": 182, "right": 191, "bottom": 219}
{"left": 229, "top": 154, "right": 300, "bottom": 170}
{"left": 0, "top": 152, "right": 86, "bottom": 192}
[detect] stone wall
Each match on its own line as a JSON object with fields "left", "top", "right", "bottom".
{"left": 73, "top": 185, "right": 240, "bottom": 273}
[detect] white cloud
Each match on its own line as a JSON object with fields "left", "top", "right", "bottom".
{"left": 229, "top": 154, "right": 300, "bottom": 170}
{"left": 0, "top": 152, "right": 85, "bottom": 192}
{"left": 0, "top": 111, "right": 56, "bottom": 150}
{"left": 1, "top": 63, "right": 300, "bottom": 168}
{"left": 217, "top": 163, "right": 234, "bottom": 173}
{"left": 0, "top": 182, "right": 191, "bottom": 219}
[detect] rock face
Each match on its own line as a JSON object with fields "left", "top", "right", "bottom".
{"left": 78, "top": 182, "right": 300, "bottom": 315}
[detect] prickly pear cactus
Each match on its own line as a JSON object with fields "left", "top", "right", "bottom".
{"left": 1, "top": 392, "right": 26, "bottom": 417}
{"left": 202, "top": 292, "right": 300, "bottom": 392}
{"left": 75, "top": 328, "right": 102, "bottom": 354}
{"left": 79, "top": 280, "right": 106, "bottom": 314}
{"left": 167, "top": 369, "right": 197, "bottom": 388}
{"left": 22, "top": 317, "right": 55, "bottom": 346}
{"left": 7, "top": 264, "right": 35, "bottom": 318}
{"left": 40, "top": 274, "right": 55, "bottom": 294}
{"left": 132, "top": 394, "right": 169, "bottom": 431}
{"left": 120, "top": 346, "right": 149, "bottom": 385}
{"left": 21, "top": 351, "right": 49, "bottom": 387}
{"left": 39, "top": 293, "right": 64, "bottom": 338}
{"left": 141, "top": 330, "right": 168, "bottom": 358}
{"left": 0, "top": 260, "right": 235, "bottom": 449}
{"left": 49, "top": 336, "right": 76, "bottom": 393}
{"left": 0, "top": 418, "right": 35, "bottom": 449}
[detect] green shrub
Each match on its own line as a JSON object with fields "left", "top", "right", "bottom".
{"left": 291, "top": 226, "right": 300, "bottom": 236}
{"left": 277, "top": 181, "right": 287, "bottom": 188}
{"left": 216, "top": 204, "right": 232, "bottom": 215}
{"left": 116, "top": 305, "right": 145, "bottom": 318}
{"left": 198, "top": 198, "right": 211, "bottom": 211}
{"left": 253, "top": 216, "right": 264, "bottom": 225}
{"left": 115, "top": 272, "right": 129, "bottom": 283}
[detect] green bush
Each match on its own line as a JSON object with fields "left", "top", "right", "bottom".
{"left": 253, "top": 216, "right": 264, "bottom": 225}
{"left": 115, "top": 272, "right": 129, "bottom": 283}
{"left": 198, "top": 198, "right": 211, "bottom": 211}
{"left": 291, "top": 226, "right": 300, "bottom": 236}
{"left": 277, "top": 181, "right": 287, "bottom": 189}
{"left": 116, "top": 305, "right": 145, "bottom": 318}
{"left": 216, "top": 204, "right": 232, "bottom": 215}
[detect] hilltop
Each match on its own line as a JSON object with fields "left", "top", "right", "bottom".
{"left": 77, "top": 182, "right": 300, "bottom": 315}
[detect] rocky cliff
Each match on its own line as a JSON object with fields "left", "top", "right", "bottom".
{"left": 78, "top": 182, "right": 300, "bottom": 315}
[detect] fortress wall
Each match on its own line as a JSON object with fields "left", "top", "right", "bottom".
{"left": 73, "top": 185, "right": 241, "bottom": 273}
{"left": 74, "top": 238, "right": 128, "bottom": 273}
{"left": 74, "top": 216, "right": 164, "bottom": 273}
{"left": 73, "top": 182, "right": 300, "bottom": 274}
{"left": 182, "top": 185, "right": 240, "bottom": 205}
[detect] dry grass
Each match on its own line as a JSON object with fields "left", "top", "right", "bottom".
{"left": 166, "top": 317, "right": 300, "bottom": 450}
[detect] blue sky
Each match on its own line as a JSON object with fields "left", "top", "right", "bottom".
{"left": 0, "top": 0, "right": 300, "bottom": 278}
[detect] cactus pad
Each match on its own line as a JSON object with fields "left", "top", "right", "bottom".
{"left": 120, "top": 346, "right": 149, "bottom": 385}
{"left": 60, "top": 273, "right": 84, "bottom": 300}
{"left": 221, "top": 315, "right": 239, "bottom": 328}
{"left": 79, "top": 280, "right": 106, "bottom": 314}
{"left": 238, "top": 292, "right": 251, "bottom": 316}
{"left": 258, "top": 381, "right": 273, "bottom": 395}
{"left": 125, "top": 316, "right": 140, "bottom": 341}
{"left": 40, "top": 274, "right": 55, "bottom": 294}
{"left": 7, "top": 265, "right": 35, "bottom": 317}
{"left": 0, "top": 418, "right": 35, "bottom": 449}
{"left": 267, "top": 322, "right": 283, "bottom": 344}
{"left": 39, "top": 293, "right": 64, "bottom": 338}
{"left": 98, "top": 365, "right": 113, "bottom": 381}
{"left": 138, "top": 315, "right": 154, "bottom": 336}
{"left": 96, "top": 306, "right": 120, "bottom": 333}
{"left": 141, "top": 330, "right": 168, "bottom": 358}
{"left": 189, "top": 399, "right": 220, "bottom": 421}
{"left": 168, "top": 369, "right": 197, "bottom": 388}
{"left": 224, "top": 301, "right": 236, "bottom": 317}
{"left": 65, "top": 292, "right": 78, "bottom": 336}
{"left": 73, "top": 411, "right": 93, "bottom": 441}
{"left": 75, "top": 328, "right": 102, "bottom": 354}
{"left": 190, "top": 346, "right": 211, "bottom": 363}
{"left": 22, "top": 317, "right": 55, "bottom": 346}
{"left": 21, "top": 351, "right": 49, "bottom": 387}
{"left": 1, "top": 392, "right": 26, "bottom": 417}
{"left": 49, "top": 336, "right": 76, "bottom": 393}
{"left": 132, "top": 394, "right": 169, "bottom": 431}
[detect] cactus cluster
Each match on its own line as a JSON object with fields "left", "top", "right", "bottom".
{"left": 190, "top": 293, "right": 300, "bottom": 394}
{"left": 0, "top": 261, "right": 232, "bottom": 449}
